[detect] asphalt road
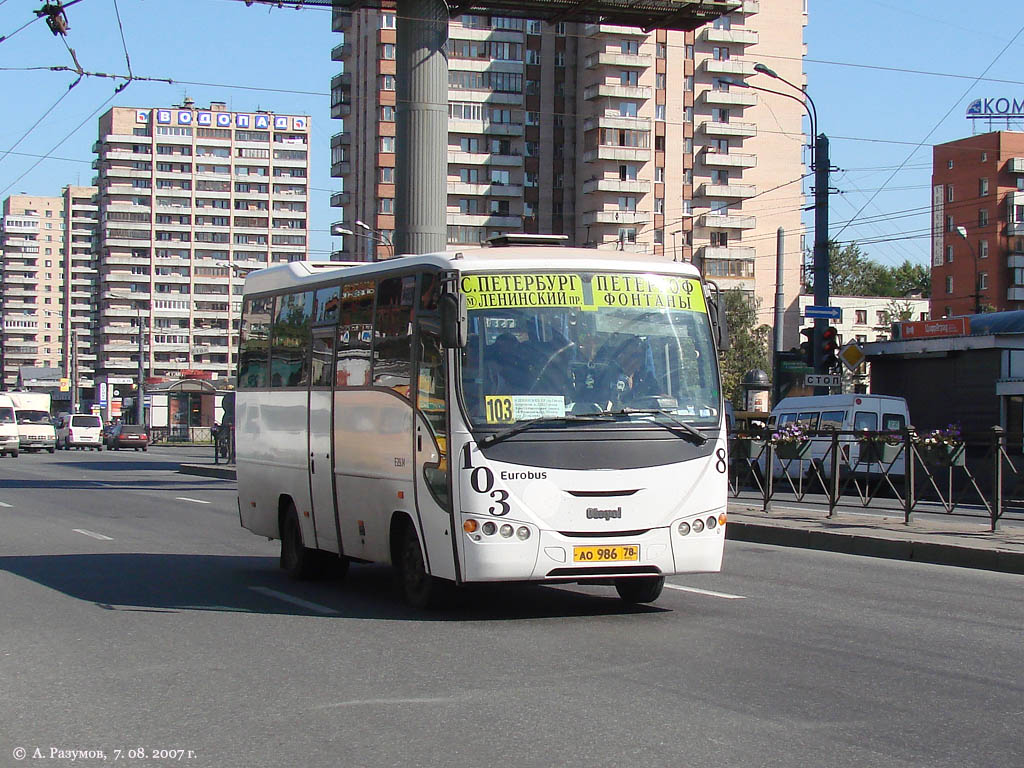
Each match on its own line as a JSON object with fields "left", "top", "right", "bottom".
{"left": 1, "top": 448, "right": 1021, "bottom": 768}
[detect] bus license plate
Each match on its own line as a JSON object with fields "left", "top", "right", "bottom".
{"left": 573, "top": 545, "right": 639, "bottom": 563}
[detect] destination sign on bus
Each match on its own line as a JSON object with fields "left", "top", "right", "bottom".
{"left": 461, "top": 273, "right": 706, "bottom": 313}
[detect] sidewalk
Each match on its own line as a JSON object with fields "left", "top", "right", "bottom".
{"left": 727, "top": 501, "right": 1024, "bottom": 575}
{"left": 176, "top": 462, "right": 1024, "bottom": 575}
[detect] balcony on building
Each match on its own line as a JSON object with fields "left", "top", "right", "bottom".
{"left": 332, "top": 9, "right": 350, "bottom": 33}
{"left": 700, "top": 59, "right": 756, "bottom": 77}
{"left": 699, "top": 89, "right": 758, "bottom": 108}
{"left": 584, "top": 83, "right": 653, "bottom": 101}
{"left": 582, "top": 177, "right": 652, "bottom": 195}
{"left": 584, "top": 23, "right": 647, "bottom": 37}
{"left": 1008, "top": 157, "right": 1024, "bottom": 174}
{"left": 331, "top": 42, "right": 352, "bottom": 62}
{"left": 583, "top": 145, "right": 652, "bottom": 163}
{"left": 700, "top": 147, "right": 757, "bottom": 169}
{"left": 700, "top": 120, "right": 757, "bottom": 138}
{"left": 701, "top": 27, "right": 758, "bottom": 46}
{"left": 446, "top": 150, "right": 524, "bottom": 167}
{"left": 583, "top": 114, "right": 651, "bottom": 133}
{"left": 697, "top": 245, "right": 756, "bottom": 261}
{"left": 584, "top": 51, "right": 654, "bottom": 70}
{"left": 697, "top": 183, "right": 757, "bottom": 199}
{"left": 581, "top": 210, "right": 649, "bottom": 227}
{"left": 738, "top": 0, "right": 760, "bottom": 13}
{"left": 449, "top": 118, "right": 525, "bottom": 137}
{"left": 330, "top": 191, "right": 351, "bottom": 208}
{"left": 449, "top": 213, "right": 522, "bottom": 228}
{"left": 447, "top": 182, "right": 524, "bottom": 198}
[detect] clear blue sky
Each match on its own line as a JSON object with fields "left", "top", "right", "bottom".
{"left": 1, "top": 0, "right": 1022, "bottom": 268}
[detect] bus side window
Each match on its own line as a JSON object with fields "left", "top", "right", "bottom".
{"left": 853, "top": 411, "right": 878, "bottom": 431}
{"left": 270, "top": 291, "right": 314, "bottom": 388}
{"left": 819, "top": 410, "right": 845, "bottom": 431}
{"left": 239, "top": 295, "right": 274, "bottom": 389}
{"left": 336, "top": 281, "right": 375, "bottom": 388}
{"left": 373, "top": 275, "right": 416, "bottom": 396}
{"left": 797, "top": 411, "right": 819, "bottom": 430}
{"left": 777, "top": 413, "right": 796, "bottom": 427}
{"left": 882, "top": 413, "right": 906, "bottom": 432}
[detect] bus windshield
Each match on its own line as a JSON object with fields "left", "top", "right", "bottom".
{"left": 458, "top": 271, "right": 721, "bottom": 429}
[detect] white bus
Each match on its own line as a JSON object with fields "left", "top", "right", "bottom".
{"left": 235, "top": 241, "right": 730, "bottom": 607}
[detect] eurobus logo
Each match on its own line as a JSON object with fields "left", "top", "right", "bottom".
{"left": 966, "top": 97, "right": 1024, "bottom": 119}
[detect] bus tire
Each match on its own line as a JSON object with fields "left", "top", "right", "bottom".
{"left": 280, "top": 504, "right": 322, "bottom": 580}
{"left": 396, "top": 521, "right": 439, "bottom": 609}
{"left": 614, "top": 575, "right": 665, "bottom": 604}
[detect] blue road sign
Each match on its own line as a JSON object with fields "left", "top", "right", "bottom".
{"left": 804, "top": 305, "right": 842, "bottom": 320}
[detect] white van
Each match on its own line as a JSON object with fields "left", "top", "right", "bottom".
{"left": 762, "top": 394, "right": 911, "bottom": 479}
{"left": 56, "top": 413, "right": 104, "bottom": 451}
{"left": 0, "top": 394, "right": 19, "bottom": 457}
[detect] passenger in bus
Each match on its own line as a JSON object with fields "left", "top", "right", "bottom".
{"left": 488, "top": 333, "right": 532, "bottom": 392}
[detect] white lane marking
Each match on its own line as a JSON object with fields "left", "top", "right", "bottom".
{"left": 249, "top": 586, "right": 339, "bottom": 615}
{"left": 175, "top": 496, "right": 211, "bottom": 504}
{"left": 73, "top": 528, "right": 114, "bottom": 541}
{"left": 665, "top": 583, "right": 747, "bottom": 600}
{"left": 0, "top": 501, "right": 11, "bottom": 508}
{"left": 313, "top": 697, "right": 458, "bottom": 710}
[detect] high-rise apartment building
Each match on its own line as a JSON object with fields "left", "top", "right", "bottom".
{"left": 0, "top": 187, "right": 99, "bottom": 390}
{"left": 330, "top": 1, "right": 806, "bottom": 340}
{"left": 93, "top": 101, "right": 311, "bottom": 385}
{"left": 931, "top": 131, "right": 1024, "bottom": 317}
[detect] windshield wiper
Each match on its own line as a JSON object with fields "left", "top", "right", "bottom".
{"left": 614, "top": 408, "right": 709, "bottom": 446}
{"left": 480, "top": 414, "right": 615, "bottom": 447}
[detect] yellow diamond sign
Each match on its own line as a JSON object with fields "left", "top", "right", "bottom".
{"left": 839, "top": 341, "right": 866, "bottom": 372}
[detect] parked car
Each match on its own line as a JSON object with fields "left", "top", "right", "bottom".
{"left": 55, "top": 413, "right": 104, "bottom": 451}
{"left": 105, "top": 424, "right": 149, "bottom": 451}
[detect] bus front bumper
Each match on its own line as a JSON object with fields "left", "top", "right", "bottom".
{"left": 459, "top": 510, "right": 725, "bottom": 582}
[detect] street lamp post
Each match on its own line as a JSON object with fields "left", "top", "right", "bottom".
{"left": 956, "top": 226, "right": 982, "bottom": 314}
{"left": 136, "top": 306, "right": 146, "bottom": 426}
{"left": 332, "top": 224, "right": 394, "bottom": 261}
{"left": 356, "top": 220, "right": 395, "bottom": 259}
{"left": 731, "top": 64, "right": 832, "bottom": 392}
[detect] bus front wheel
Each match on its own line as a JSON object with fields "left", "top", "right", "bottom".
{"left": 280, "top": 505, "right": 322, "bottom": 580}
{"left": 397, "top": 522, "right": 440, "bottom": 609}
{"left": 614, "top": 575, "right": 665, "bottom": 604}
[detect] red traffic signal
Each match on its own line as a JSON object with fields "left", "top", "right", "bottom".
{"left": 822, "top": 325, "right": 840, "bottom": 355}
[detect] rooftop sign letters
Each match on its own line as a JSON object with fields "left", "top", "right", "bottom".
{"left": 966, "top": 98, "right": 1024, "bottom": 120}
{"left": 897, "top": 317, "right": 970, "bottom": 340}
{"left": 136, "top": 109, "right": 307, "bottom": 131}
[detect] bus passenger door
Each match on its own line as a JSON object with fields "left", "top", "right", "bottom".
{"left": 413, "top": 324, "right": 457, "bottom": 581}
{"left": 308, "top": 327, "right": 340, "bottom": 554}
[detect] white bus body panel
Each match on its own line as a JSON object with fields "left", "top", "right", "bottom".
{"left": 0, "top": 395, "right": 20, "bottom": 455}
{"left": 451, "top": 433, "right": 727, "bottom": 582}
{"left": 237, "top": 390, "right": 314, "bottom": 544}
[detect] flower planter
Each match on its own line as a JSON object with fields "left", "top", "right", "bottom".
{"left": 859, "top": 438, "right": 902, "bottom": 464}
{"left": 775, "top": 440, "right": 811, "bottom": 460}
{"left": 734, "top": 438, "right": 765, "bottom": 459}
{"left": 917, "top": 442, "right": 965, "bottom": 468}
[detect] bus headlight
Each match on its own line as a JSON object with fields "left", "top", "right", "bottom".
{"left": 677, "top": 521, "right": 691, "bottom": 536}
{"left": 706, "top": 516, "right": 717, "bottom": 529}
{"left": 516, "top": 526, "right": 530, "bottom": 540}
{"left": 692, "top": 518, "right": 705, "bottom": 533}
{"left": 482, "top": 521, "right": 496, "bottom": 536}
{"left": 499, "top": 524, "right": 514, "bottom": 538}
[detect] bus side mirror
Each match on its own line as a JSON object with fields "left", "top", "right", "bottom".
{"left": 440, "top": 292, "right": 467, "bottom": 349}
{"left": 706, "top": 281, "right": 730, "bottom": 351}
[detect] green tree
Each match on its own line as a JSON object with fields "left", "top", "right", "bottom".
{"left": 806, "top": 242, "right": 931, "bottom": 298}
{"left": 720, "top": 290, "right": 772, "bottom": 409}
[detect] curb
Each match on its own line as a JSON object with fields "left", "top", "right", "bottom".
{"left": 726, "top": 521, "right": 1024, "bottom": 575}
{"left": 179, "top": 463, "right": 236, "bottom": 480}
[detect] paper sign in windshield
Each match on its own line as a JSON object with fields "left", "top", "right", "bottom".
{"left": 462, "top": 274, "right": 584, "bottom": 310}
{"left": 590, "top": 274, "right": 706, "bottom": 313}
{"left": 484, "top": 395, "right": 567, "bottom": 424}
{"left": 461, "top": 273, "right": 706, "bottom": 313}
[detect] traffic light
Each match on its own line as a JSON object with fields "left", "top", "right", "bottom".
{"left": 799, "top": 327, "right": 814, "bottom": 367}
{"left": 822, "top": 325, "right": 840, "bottom": 369}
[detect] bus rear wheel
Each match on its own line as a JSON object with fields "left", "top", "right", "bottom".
{"left": 614, "top": 575, "right": 665, "bottom": 604}
{"left": 280, "top": 505, "right": 322, "bottom": 580}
